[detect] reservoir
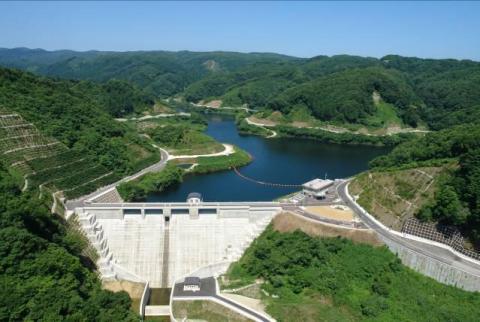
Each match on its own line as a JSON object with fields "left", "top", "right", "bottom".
{"left": 147, "top": 114, "right": 390, "bottom": 202}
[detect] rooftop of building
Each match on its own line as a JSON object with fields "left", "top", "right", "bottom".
{"left": 302, "top": 178, "right": 334, "bottom": 191}
{"left": 184, "top": 276, "right": 201, "bottom": 286}
{"left": 187, "top": 192, "right": 202, "bottom": 200}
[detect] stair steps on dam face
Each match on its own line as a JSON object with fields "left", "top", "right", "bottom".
{"left": 77, "top": 211, "right": 117, "bottom": 280}
{"left": 78, "top": 210, "right": 278, "bottom": 287}
{"left": 96, "top": 216, "right": 167, "bottom": 287}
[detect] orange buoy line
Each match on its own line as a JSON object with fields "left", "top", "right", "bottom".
{"left": 233, "top": 167, "right": 302, "bottom": 188}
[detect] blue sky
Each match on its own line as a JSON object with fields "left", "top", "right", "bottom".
{"left": 1, "top": 1, "right": 479, "bottom": 60}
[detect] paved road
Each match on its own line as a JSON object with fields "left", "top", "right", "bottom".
{"left": 337, "top": 180, "right": 480, "bottom": 277}
{"left": 65, "top": 148, "right": 169, "bottom": 210}
{"left": 212, "top": 294, "right": 269, "bottom": 322}
{"left": 173, "top": 277, "right": 270, "bottom": 322}
{"left": 80, "top": 200, "right": 336, "bottom": 209}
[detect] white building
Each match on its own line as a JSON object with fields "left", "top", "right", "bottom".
{"left": 187, "top": 192, "right": 202, "bottom": 205}
{"left": 183, "top": 276, "right": 201, "bottom": 292}
{"left": 302, "top": 178, "right": 334, "bottom": 199}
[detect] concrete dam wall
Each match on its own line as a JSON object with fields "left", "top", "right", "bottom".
{"left": 76, "top": 203, "right": 281, "bottom": 288}
{"left": 382, "top": 236, "right": 480, "bottom": 292}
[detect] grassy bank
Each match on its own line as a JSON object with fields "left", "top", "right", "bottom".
{"left": 119, "top": 146, "right": 251, "bottom": 201}
{"left": 191, "top": 147, "right": 251, "bottom": 174}
{"left": 117, "top": 164, "right": 184, "bottom": 201}
{"left": 235, "top": 114, "right": 413, "bottom": 146}
{"left": 236, "top": 118, "right": 272, "bottom": 137}
{"left": 225, "top": 226, "right": 480, "bottom": 322}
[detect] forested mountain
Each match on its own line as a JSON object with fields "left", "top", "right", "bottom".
{"left": 0, "top": 48, "right": 479, "bottom": 320}
{"left": 0, "top": 48, "right": 295, "bottom": 97}
{"left": 1, "top": 48, "right": 478, "bottom": 130}
{"left": 0, "top": 164, "right": 138, "bottom": 320}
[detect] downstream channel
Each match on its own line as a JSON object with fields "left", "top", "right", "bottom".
{"left": 147, "top": 114, "right": 390, "bottom": 202}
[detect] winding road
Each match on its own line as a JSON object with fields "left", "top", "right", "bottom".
{"left": 65, "top": 143, "right": 235, "bottom": 210}
{"left": 245, "top": 118, "right": 277, "bottom": 138}
{"left": 337, "top": 180, "right": 480, "bottom": 277}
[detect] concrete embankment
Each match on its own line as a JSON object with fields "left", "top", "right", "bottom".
{"left": 342, "top": 180, "right": 480, "bottom": 291}
{"left": 382, "top": 236, "right": 480, "bottom": 292}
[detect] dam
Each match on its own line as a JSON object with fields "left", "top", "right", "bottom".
{"left": 75, "top": 197, "right": 282, "bottom": 287}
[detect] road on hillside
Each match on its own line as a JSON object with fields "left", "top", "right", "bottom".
{"left": 65, "top": 148, "right": 169, "bottom": 210}
{"left": 173, "top": 277, "right": 270, "bottom": 322}
{"left": 337, "top": 180, "right": 480, "bottom": 277}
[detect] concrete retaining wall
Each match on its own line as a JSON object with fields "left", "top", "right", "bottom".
{"left": 139, "top": 282, "right": 150, "bottom": 317}
{"left": 382, "top": 236, "right": 480, "bottom": 291}
{"left": 345, "top": 182, "right": 480, "bottom": 291}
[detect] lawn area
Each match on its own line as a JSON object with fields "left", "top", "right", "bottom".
{"left": 172, "top": 300, "right": 252, "bottom": 322}
{"left": 192, "top": 147, "right": 251, "bottom": 174}
{"left": 365, "top": 100, "right": 404, "bottom": 129}
{"left": 146, "top": 123, "right": 225, "bottom": 156}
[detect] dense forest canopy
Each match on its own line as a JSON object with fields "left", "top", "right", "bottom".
{"left": 227, "top": 227, "right": 480, "bottom": 321}
{"left": 0, "top": 48, "right": 295, "bottom": 97}
{"left": 1, "top": 48, "right": 479, "bottom": 130}
{"left": 0, "top": 164, "right": 138, "bottom": 321}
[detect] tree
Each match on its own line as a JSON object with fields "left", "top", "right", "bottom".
{"left": 433, "top": 185, "right": 468, "bottom": 225}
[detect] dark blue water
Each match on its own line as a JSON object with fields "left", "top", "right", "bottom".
{"left": 147, "top": 115, "right": 390, "bottom": 202}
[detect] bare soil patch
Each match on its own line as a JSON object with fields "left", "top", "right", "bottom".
{"left": 249, "top": 116, "right": 277, "bottom": 126}
{"left": 102, "top": 280, "right": 145, "bottom": 313}
{"left": 199, "top": 99, "right": 222, "bottom": 108}
{"left": 273, "top": 212, "right": 383, "bottom": 246}
{"left": 304, "top": 205, "right": 355, "bottom": 221}
{"left": 152, "top": 102, "right": 172, "bottom": 114}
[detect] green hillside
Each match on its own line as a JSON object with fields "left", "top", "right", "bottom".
{"left": 269, "top": 67, "right": 420, "bottom": 125}
{"left": 184, "top": 55, "right": 480, "bottom": 130}
{"left": 358, "top": 124, "right": 480, "bottom": 247}
{"left": 224, "top": 227, "right": 480, "bottom": 321}
{"left": 0, "top": 67, "right": 160, "bottom": 199}
{"left": 0, "top": 163, "right": 138, "bottom": 321}
{"left": 0, "top": 48, "right": 295, "bottom": 97}
{"left": 1, "top": 49, "right": 480, "bottom": 131}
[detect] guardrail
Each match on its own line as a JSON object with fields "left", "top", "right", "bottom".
{"left": 344, "top": 181, "right": 480, "bottom": 269}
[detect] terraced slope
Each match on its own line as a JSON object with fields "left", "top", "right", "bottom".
{"left": 0, "top": 108, "right": 119, "bottom": 199}
{"left": 349, "top": 166, "right": 447, "bottom": 230}
{"left": 0, "top": 110, "right": 65, "bottom": 174}
{"left": 0, "top": 67, "right": 161, "bottom": 201}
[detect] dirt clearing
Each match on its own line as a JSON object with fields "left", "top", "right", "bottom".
{"left": 273, "top": 212, "right": 383, "bottom": 246}
{"left": 303, "top": 205, "right": 355, "bottom": 221}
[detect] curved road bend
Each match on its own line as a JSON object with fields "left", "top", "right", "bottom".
{"left": 337, "top": 180, "right": 480, "bottom": 277}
